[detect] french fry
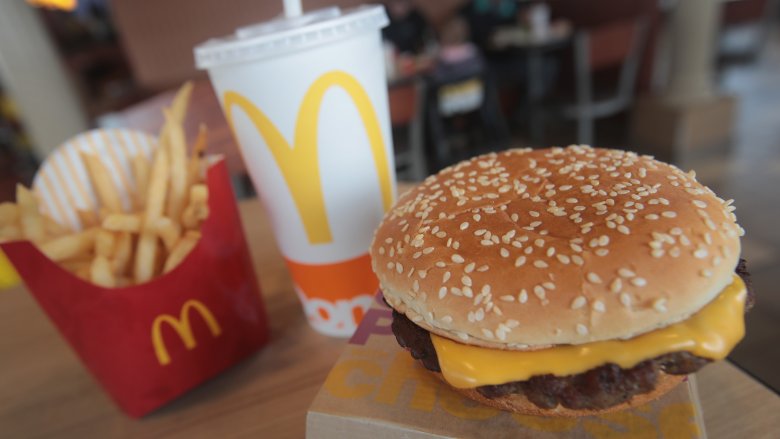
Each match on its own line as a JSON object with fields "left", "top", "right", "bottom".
{"left": 181, "top": 184, "right": 209, "bottom": 229}
{"left": 131, "top": 154, "right": 151, "bottom": 208}
{"left": 134, "top": 148, "right": 169, "bottom": 283}
{"left": 81, "top": 153, "right": 123, "bottom": 213}
{"left": 0, "top": 224, "right": 22, "bottom": 241}
{"left": 43, "top": 214, "right": 69, "bottom": 237}
{"left": 60, "top": 259, "right": 91, "bottom": 274}
{"left": 163, "top": 231, "right": 200, "bottom": 273}
{"left": 112, "top": 232, "right": 132, "bottom": 276}
{"left": 152, "top": 216, "right": 181, "bottom": 251}
{"left": 95, "top": 229, "right": 116, "bottom": 258}
{"left": 164, "top": 109, "right": 188, "bottom": 222}
{"left": 76, "top": 209, "right": 99, "bottom": 228}
{"left": 39, "top": 228, "right": 97, "bottom": 262}
{"left": 90, "top": 255, "right": 115, "bottom": 287}
{"left": 188, "top": 124, "right": 208, "bottom": 187}
{"left": 75, "top": 264, "right": 91, "bottom": 281}
{"left": 170, "top": 81, "right": 194, "bottom": 127}
{"left": 16, "top": 185, "right": 45, "bottom": 242}
{"left": 0, "top": 202, "right": 18, "bottom": 226}
{"left": 116, "top": 277, "right": 133, "bottom": 287}
{"left": 102, "top": 213, "right": 142, "bottom": 233}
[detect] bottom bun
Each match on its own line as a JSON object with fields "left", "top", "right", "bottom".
{"left": 435, "top": 372, "right": 686, "bottom": 417}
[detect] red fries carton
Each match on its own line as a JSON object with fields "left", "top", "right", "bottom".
{"left": 1, "top": 129, "right": 269, "bottom": 417}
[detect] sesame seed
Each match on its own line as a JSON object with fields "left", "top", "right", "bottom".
{"left": 571, "top": 296, "right": 587, "bottom": 309}
{"left": 534, "top": 260, "right": 549, "bottom": 268}
{"left": 576, "top": 324, "right": 589, "bottom": 335}
{"left": 651, "top": 249, "right": 665, "bottom": 258}
{"left": 462, "top": 275, "right": 472, "bottom": 286}
{"left": 441, "top": 315, "right": 453, "bottom": 324}
{"left": 438, "top": 287, "right": 448, "bottom": 299}
{"left": 546, "top": 247, "right": 556, "bottom": 257}
{"left": 396, "top": 263, "right": 404, "bottom": 274}
{"left": 653, "top": 298, "right": 667, "bottom": 313}
{"left": 500, "top": 248, "right": 510, "bottom": 258}
{"left": 500, "top": 295, "right": 515, "bottom": 302}
{"left": 515, "top": 256, "right": 527, "bottom": 267}
{"left": 519, "top": 290, "right": 529, "bottom": 303}
{"left": 451, "top": 254, "right": 465, "bottom": 263}
{"left": 620, "top": 293, "right": 632, "bottom": 308}
{"left": 475, "top": 308, "right": 484, "bottom": 321}
{"left": 477, "top": 265, "right": 490, "bottom": 272}
{"left": 593, "top": 300, "right": 606, "bottom": 312}
{"left": 572, "top": 255, "right": 584, "bottom": 266}
{"left": 587, "top": 272, "right": 602, "bottom": 284}
{"left": 557, "top": 254, "right": 571, "bottom": 264}
{"left": 595, "top": 248, "right": 609, "bottom": 256}
{"left": 481, "top": 328, "right": 494, "bottom": 339}
{"left": 413, "top": 280, "right": 420, "bottom": 292}
{"left": 693, "top": 200, "right": 707, "bottom": 208}
{"left": 443, "top": 271, "right": 451, "bottom": 282}
{"left": 617, "top": 225, "right": 631, "bottom": 235}
{"left": 460, "top": 222, "right": 469, "bottom": 230}
{"left": 631, "top": 277, "right": 647, "bottom": 287}
{"left": 694, "top": 248, "right": 708, "bottom": 259}
{"left": 378, "top": 247, "right": 385, "bottom": 255}
{"left": 610, "top": 278, "right": 622, "bottom": 293}
{"left": 533, "top": 286, "right": 546, "bottom": 300}
{"left": 463, "top": 286, "right": 474, "bottom": 298}
{"left": 700, "top": 269, "right": 713, "bottom": 277}
{"left": 646, "top": 214, "right": 659, "bottom": 220}
{"left": 535, "top": 239, "right": 545, "bottom": 247}
{"left": 662, "top": 211, "right": 677, "bottom": 218}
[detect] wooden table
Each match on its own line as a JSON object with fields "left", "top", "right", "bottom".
{"left": 1, "top": 197, "right": 778, "bottom": 438}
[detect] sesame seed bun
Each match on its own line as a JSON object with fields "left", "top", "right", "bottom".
{"left": 370, "top": 146, "right": 742, "bottom": 349}
{"left": 440, "top": 372, "right": 686, "bottom": 417}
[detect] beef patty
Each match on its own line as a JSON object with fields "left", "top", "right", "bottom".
{"left": 389, "top": 260, "right": 754, "bottom": 411}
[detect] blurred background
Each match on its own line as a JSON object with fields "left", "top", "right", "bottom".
{"left": 0, "top": 0, "right": 777, "bottom": 391}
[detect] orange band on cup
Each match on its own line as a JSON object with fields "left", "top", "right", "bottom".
{"left": 284, "top": 253, "right": 378, "bottom": 303}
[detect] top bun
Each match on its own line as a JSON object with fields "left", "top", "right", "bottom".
{"left": 371, "top": 146, "right": 742, "bottom": 349}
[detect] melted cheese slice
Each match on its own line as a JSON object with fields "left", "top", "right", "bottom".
{"left": 431, "top": 275, "right": 746, "bottom": 388}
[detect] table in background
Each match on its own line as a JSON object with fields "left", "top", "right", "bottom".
{"left": 1, "top": 183, "right": 778, "bottom": 438}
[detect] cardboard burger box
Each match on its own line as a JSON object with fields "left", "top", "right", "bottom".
{"left": 307, "top": 294, "right": 705, "bottom": 438}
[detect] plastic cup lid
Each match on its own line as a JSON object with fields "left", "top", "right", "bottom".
{"left": 194, "top": 5, "right": 388, "bottom": 70}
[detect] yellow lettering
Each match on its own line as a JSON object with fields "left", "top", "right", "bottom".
{"left": 223, "top": 71, "right": 394, "bottom": 244}
{"left": 511, "top": 413, "right": 578, "bottom": 432}
{"left": 375, "top": 351, "right": 436, "bottom": 412}
{"left": 151, "top": 299, "right": 222, "bottom": 366}
{"left": 438, "top": 389, "right": 497, "bottom": 420}
{"left": 658, "top": 403, "right": 700, "bottom": 438}
{"left": 582, "top": 410, "right": 656, "bottom": 439}
{"left": 323, "top": 359, "right": 381, "bottom": 399}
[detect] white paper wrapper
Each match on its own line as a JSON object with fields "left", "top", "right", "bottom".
{"left": 32, "top": 128, "right": 157, "bottom": 231}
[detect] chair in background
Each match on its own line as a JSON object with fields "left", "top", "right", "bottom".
{"left": 389, "top": 79, "right": 428, "bottom": 181}
{"left": 533, "top": 18, "right": 648, "bottom": 145}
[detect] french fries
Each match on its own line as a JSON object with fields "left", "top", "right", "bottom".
{"left": 102, "top": 213, "right": 142, "bottom": 233}
{"left": 163, "top": 231, "right": 201, "bottom": 274}
{"left": 16, "top": 185, "right": 45, "bottom": 243}
{"left": 81, "top": 153, "right": 123, "bottom": 213}
{"left": 0, "top": 82, "right": 210, "bottom": 287}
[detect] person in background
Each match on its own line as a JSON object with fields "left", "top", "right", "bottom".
{"left": 432, "top": 17, "right": 484, "bottom": 84}
{"left": 459, "top": 0, "right": 519, "bottom": 52}
{"left": 382, "top": 0, "right": 429, "bottom": 54}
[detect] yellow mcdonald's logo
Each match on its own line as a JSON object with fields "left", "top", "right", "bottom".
{"left": 223, "top": 70, "right": 394, "bottom": 244}
{"left": 151, "top": 299, "right": 222, "bottom": 366}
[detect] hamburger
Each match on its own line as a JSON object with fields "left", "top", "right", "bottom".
{"left": 370, "top": 146, "right": 753, "bottom": 417}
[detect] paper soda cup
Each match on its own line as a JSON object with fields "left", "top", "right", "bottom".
{"left": 195, "top": 6, "right": 396, "bottom": 337}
